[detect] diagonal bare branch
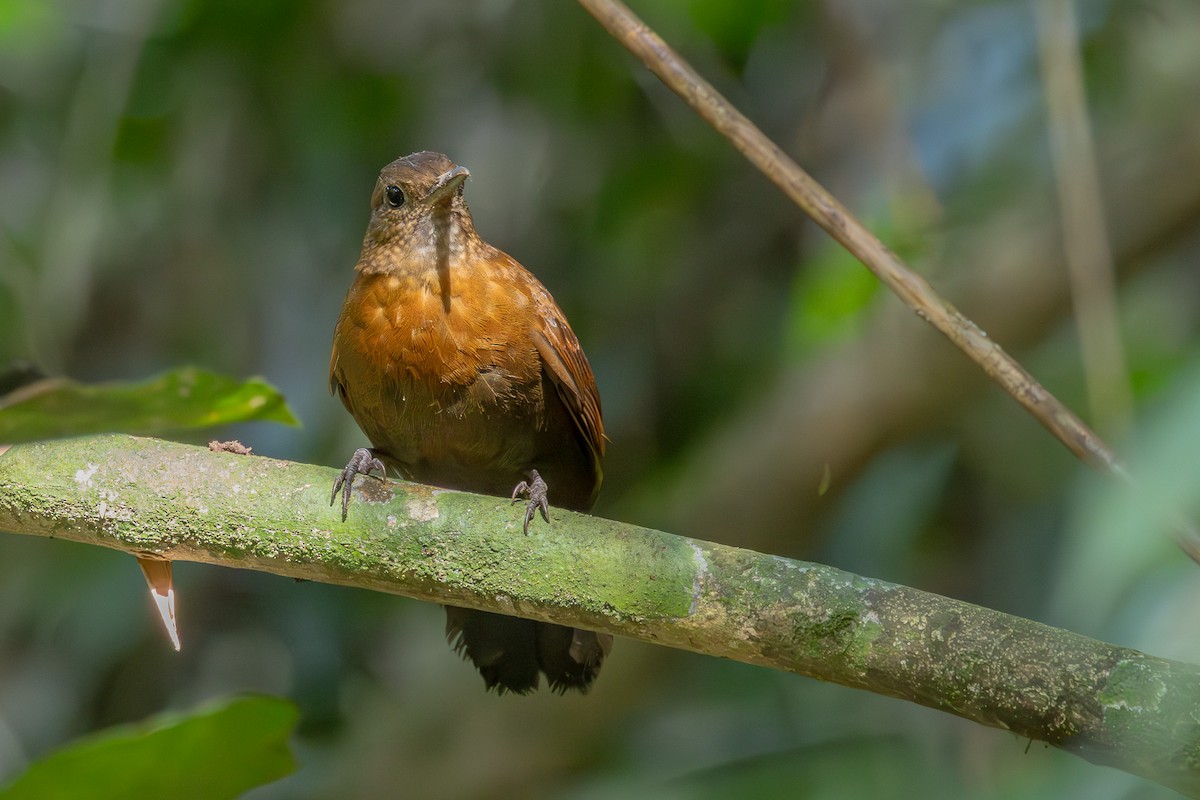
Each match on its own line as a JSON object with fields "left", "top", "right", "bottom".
{"left": 576, "top": 0, "right": 1119, "bottom": 475}
{"left": 576, "top": 0, "right": 1200, "bottom": 560}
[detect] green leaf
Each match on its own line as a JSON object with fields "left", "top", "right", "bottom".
{"left": 0, "top": 695, "right": 299, "bottom": 800}
{"left": 1054, "top": 357, "right": 1200, "bottom": 630}
{"left": 686, "top": 0, "right": 797, "bottom": 70}
{"left": 0, "top": 0, "right": 61, "bottom": 53}
{"left": 786, "top": 240, "right": 881, "bottom": 357}
{"left": 0, "top": 367, "right": 300, "bottom": 444}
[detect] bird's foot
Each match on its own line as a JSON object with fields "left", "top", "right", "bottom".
{"left": 511, "top": 469, "right": 550, "bottom": 535}
{"left": 331, "top": 447, "right": 385, "bottom": 521}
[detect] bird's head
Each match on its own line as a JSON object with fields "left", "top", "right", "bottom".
{"left": 358, "top": 151, "right": 477, "bottom": 274}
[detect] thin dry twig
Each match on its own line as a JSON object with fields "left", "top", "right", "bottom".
{"left": 1035, "top": 0, "right": 1132, "bottom": 437}
{"left": 577, "top": 0, "right": 1121, "bottom": 476}
{"left": 578, "top": 0, "right": 1200, "bottom": 561}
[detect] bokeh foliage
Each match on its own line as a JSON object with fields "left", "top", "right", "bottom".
{"left": 2, "top": 0, "right": 1200, "bottom": 797}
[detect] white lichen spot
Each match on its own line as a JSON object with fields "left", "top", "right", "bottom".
{"left": 1102, "top": 697, "right": 1143, "bottom": 712}
{"left": 775, "top": 556, "right": 811, "bottom": 575}
{"left": 95, "top": 499, "right": 133, "bottom": 522}
{"left": 689, "top": 540, "right": 709, "bottom": 615}
{"left": 75, "top": 463, "right": 99, "bottom": 489}
{"left": 862, "top": 610, "right": 881, "bottom": 625}
{"left": 406, "top": 497, "right": 439, "bottom": 522}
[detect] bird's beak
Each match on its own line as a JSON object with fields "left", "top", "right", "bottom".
{"left": 424, "top": 165, "right": 470, "bottom": 205}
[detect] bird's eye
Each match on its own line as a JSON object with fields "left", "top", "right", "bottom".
{"left": 385, "top": 185, "right": 404, "bottom": 208}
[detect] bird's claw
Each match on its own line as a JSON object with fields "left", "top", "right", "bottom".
{"left": 511, "top": 469, "right": 550, "bottom": 535}
{"left": 332, "top": 447, "right": 385, "bottom": 521}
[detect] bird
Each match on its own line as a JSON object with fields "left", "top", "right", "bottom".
{"left": 328, "top": 151, "right": 611, "bottom": 694}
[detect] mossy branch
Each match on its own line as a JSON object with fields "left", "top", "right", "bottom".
{"left": 1, "top": 434, "right": 1199, "bottom": 795}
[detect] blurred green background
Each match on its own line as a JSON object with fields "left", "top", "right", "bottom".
{"left": 3, "top": 0, "right": 1200, "bottom": 797}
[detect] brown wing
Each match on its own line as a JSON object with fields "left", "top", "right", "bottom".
{"left": 328, "top": 299, "right": 369, "bottom": 429}
{"left": 527, "top": 278, "right": 605, "bottom": 490}
{"left": 328, "top": 324, "right": 353, "bottom": 411}
{"left": 328, "top": 339, "right": 341, "bottom": 395}
{"left": 328, "top": 276, "right": 375, "bottom": 423}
